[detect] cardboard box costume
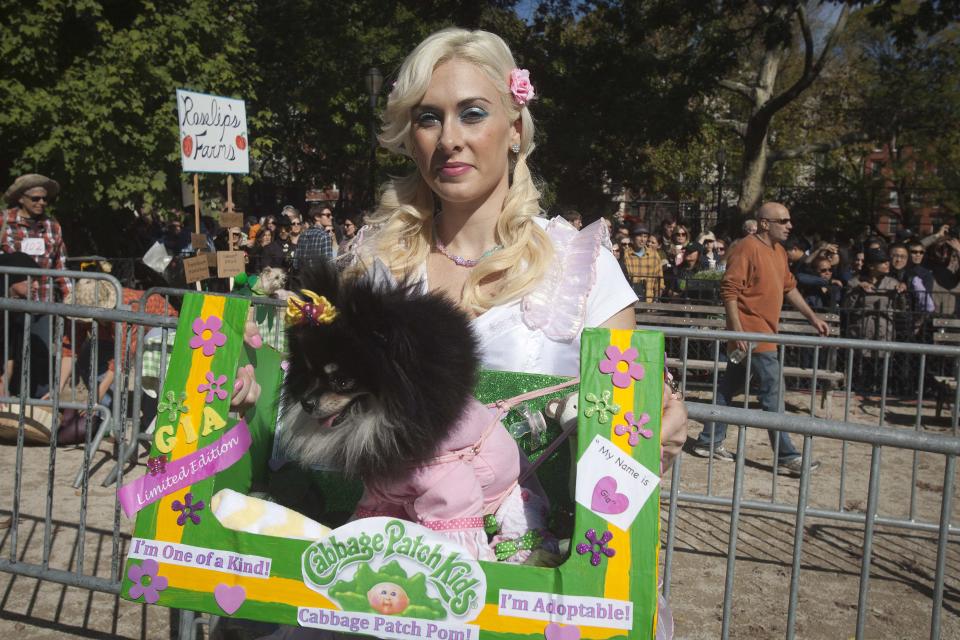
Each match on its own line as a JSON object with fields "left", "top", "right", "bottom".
{"left": 121, "top": 293, "right": 665, "bottom": 639}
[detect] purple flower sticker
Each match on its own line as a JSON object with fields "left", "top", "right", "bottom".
{"left": 147, "top": 454, "right": 167, "bottom": 476}
{"left": 614, "top": 411, "right": 653, "bottom": 447}
{"left": 127, "top": 559, "right": 168, "bottom": 603}
{"left": 197, "top": 371, "right": 229, "bottom": 403}
{"left": 189, "top": 316, "right": 227, "bottom": 357}
{"left": 171, "top": 492, "right": 205, "bottom": 526}
{"left": 598, "top": 345, "right": 645, "bottom": 388}
{"left": 576, "top": 528, "right": 615, "bottom": 566}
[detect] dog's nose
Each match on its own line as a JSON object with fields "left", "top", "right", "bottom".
{"left": 301, "top": 398, "right": 316, "bottom": 414}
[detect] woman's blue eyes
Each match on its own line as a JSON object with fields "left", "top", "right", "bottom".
{"left": 415, "top": 107, "right": 488, "bottom": 126}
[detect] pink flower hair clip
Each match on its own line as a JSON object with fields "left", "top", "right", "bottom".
{"left": 509, "top": 68, "right": 535, "bottom": 106}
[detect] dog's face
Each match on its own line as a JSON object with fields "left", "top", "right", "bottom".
{"left": 279, "top": 264, "right": 478, "bottom": 480}
{"left": 257, "top": 266, "right": 287, "bottom": 295}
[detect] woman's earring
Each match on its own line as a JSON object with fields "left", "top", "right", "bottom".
{"left": 510, "top": 143, "right": 521, "bottom": 154}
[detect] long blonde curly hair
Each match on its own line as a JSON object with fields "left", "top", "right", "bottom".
{"left": 350, "top": 27, "right": 552, "bottom": 315}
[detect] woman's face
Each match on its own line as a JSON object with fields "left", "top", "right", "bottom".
{"left": 611, "top": 244, "right": 622, "bottom": 260}
{"left": 410, "top": 59, "right": 521, "bottom": 210}
{"left": 647, "top": 236, "right": 661, "bottom": 251}
{"left": 343, "top": 219, "right": 357, "bottom": 238}
{"left": 260, "top": 229, "right": 272, "bottom": 245}
{"left": 672, "top": 229, "right": 688, "bottom": 245}
{"left": 853, "top": 252, "right": 864, "bottom": 271}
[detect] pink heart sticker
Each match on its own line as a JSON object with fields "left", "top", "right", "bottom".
{"left": 591, "top": 476, "right": 630, "bottom": 515}
{"left": 214, "top": 583, "right": 246, "bottom": 615}
{"left": 544, "top": 622, "right": 581, "bottom": 640}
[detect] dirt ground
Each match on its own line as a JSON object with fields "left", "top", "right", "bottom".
{"left": 0, "top": 389, "right": 957, "bottom": 639}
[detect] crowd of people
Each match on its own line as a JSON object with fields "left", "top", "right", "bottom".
{"left": 130, "top": 202, "right": 363, "bottom": 286}
{"left": 611, "top": 211, "right": 960, "bottom": 346}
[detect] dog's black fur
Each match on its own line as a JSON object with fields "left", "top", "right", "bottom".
{"left": 280, "top": 263, "right": 479, "bottom": 481}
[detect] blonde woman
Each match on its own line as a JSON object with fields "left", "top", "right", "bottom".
{"left": 346, "top": 28, "right": 686, "bottom": 466}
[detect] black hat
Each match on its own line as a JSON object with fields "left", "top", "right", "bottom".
{"left": 865, "top": 248, "right": 890, "bottom": 266}
{"left": 0, "top": 252, "right": 41, "bottom": 286}
{"left": 684, "top": 241, "right": 704, "bottom": 255}
{"left": 630, "top": 224, "right": 650, "bottom": 236}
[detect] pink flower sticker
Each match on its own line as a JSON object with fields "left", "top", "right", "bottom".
{"left": 189, "top": 315, "right": 227, "bottom": 357}
{"left": 598, "top": 345, "right": 645, "bottom": 388}
{"left": 197, "top": 371, "right": 229, "bottom": 403}
{"left": 614, "top": 411, "right": 653, "bottom": 447}
{"left": 510, "top": 68, "right": 535, "bottom": 105}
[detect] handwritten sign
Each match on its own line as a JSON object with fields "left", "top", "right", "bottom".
{"left": 177, "top": 89, "right": 250, "bottom": 174}
{"left": 191, "top": 233, "right": 208, "bottom": 250}
{"left": 575, "top": 434, "right": 659, "bottom": 530}
{"left": 217, "top": 251, "right": 246, "bottom": 278}
{"left": 183, "top": 255, "right": 210, "bottom": 283}
{"left": 219, "top": 211, "right": 244, "bottom": 228}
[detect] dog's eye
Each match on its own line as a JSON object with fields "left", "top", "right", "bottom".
{"left": 331, "top": 376, "right": 355, "bottom": 392}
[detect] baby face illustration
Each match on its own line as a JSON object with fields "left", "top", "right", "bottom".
{"left": 367, "top": 581, "right": 410, "bottom": 615}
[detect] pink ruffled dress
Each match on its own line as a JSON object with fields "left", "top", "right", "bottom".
{"left": 354, "top": 398, "right": 552, "bottom": 561}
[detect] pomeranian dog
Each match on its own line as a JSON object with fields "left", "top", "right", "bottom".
{"left": 278, "top": 264, "right": 555, "bottom": 561}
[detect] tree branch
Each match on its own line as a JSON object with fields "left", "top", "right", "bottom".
{"left": 718, "top": 79, "right": 756, "bottom": 101}
{"left": 767, "top": 131, "right": 872, "bottom": 164}
{"left": 717, "top": 118, "right": 748, "bottom": 138}
{"left": 762, "top": 3, "right": 851, "bottom": 118}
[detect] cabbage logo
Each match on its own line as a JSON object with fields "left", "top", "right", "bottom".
{"left": 302, "top": 518, "right": 486, "bottom": 621}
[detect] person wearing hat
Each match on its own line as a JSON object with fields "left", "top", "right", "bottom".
{"left": 665, "top": 241, "right": 709, "bottom": 300}
{"left": 844, "top": 246, "right": 902, "bottom": 382}
{"left": 1, "top": 174, "right": 71, "bottom": 303}
{"left": 274, "top": 216, "right": 298, "bottom": 268}
{"left": 622, "top": 223, "right": 664, "bottom": 303}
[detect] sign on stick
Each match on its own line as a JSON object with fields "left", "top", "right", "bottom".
{"left": 177, "top": 89, "right": 250, "bottom": 174}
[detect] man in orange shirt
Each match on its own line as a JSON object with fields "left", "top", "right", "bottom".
{"left": 692, "top": 202, "right": 828, "bottom": 476}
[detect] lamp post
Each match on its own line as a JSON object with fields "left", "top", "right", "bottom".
{"left": 364, "top": 66, "right": 383, "bottom": 209}
{"left": 715, "top": 147, "right": 727, "bottom": 228}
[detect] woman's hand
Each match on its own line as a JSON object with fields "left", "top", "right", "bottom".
{"left": 230, "top": 364, "right": 261, "bottom": 413}
{"left": 229, "top": 318, "right": 264, "bottom": 414}
{"left": 661, "top": 383, "right": 687, "bottom": 473}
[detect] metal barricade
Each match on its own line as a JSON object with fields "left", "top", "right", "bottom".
{"left": 655, "top": 324, "right": 960, "bottom": 639}
{"left": 2, "top": 276, "right": 958, "bottom": 638}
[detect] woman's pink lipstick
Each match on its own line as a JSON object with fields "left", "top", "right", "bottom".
{"left": 439, "top": 163, "right": 471, "bottom": 177}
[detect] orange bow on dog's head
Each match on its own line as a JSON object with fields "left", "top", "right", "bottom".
{"left": 285, "top": 289, "right": 337, "bottom": 326}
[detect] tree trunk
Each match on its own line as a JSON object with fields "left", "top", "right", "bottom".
{"left": 736, "top": 42, "right": 783, "bottom": 216}
{"left": 738, "top": 128, "right": 771, "bottom": 216}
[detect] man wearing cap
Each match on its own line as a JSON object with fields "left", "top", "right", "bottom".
{"left": 692, "top": 202, "right": 829, "bottom": 477}
{"left": 2, "top": 174, "right": 71, "bottom": 302}
{"left": 622, "top": 224, "right": 664, "bottom": 303}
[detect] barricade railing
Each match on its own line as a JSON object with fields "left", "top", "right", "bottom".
{"left": 650, "top": 323, "right": 960, "bottom": 639}
{"left": 2, "top": 275, "right": 957, "bottom": 638}
{"left": 662, "top": 400, "right": 959, "bottom": 640}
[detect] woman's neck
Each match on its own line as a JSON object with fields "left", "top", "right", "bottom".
{"left": 434, "top": 190, "right": 506, "bottom": 257}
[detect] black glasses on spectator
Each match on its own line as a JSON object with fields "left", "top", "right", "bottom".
{"left": 292, "top": 222, "right": 301, "bottom": 226}
{"left": 818, "top": 268, "right": 833, "bottom": 274}
{"left": 910, "top": 249, "right": 925, "bottom": 255}
{"left": 762, "top": 217, "right": 791, "bottom": 225}
{"left": 716, "top": 246, "right": 726, "bottom": 253}
{"left": 27, "top": 195, "right": 48, "bottom": 203}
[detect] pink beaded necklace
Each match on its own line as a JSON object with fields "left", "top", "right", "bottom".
{"left": 433, "top": 219, "right": 503, "bottom": 268}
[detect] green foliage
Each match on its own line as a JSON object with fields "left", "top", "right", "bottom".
{"left": 0, "top": 0, "right": 259, "bottom": 220}
{"left": 328, "top": 561, "right": 446, "bottom": 619}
